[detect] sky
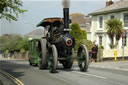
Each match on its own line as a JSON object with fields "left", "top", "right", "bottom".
{"left": 0, "top": 0, "right": 119, "bottom": 36}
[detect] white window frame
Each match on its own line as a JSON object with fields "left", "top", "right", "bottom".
{"left": 97, "top": 15, "right": 104, "bottom": 30}
{"left": 121, "top": 11, "right": 128, "bottom": 29}
{"left": 96, "top": 34, "right": 103, "bottom": 46}
{"left": 99, "top": 36, "right": 103, "bottom": 46}
{"left": 109, "top": 13, "right": 115, "bottom": 19}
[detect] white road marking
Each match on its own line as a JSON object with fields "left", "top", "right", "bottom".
{"left": 72, "top": 71, "right": 107, "bottom": 79}
{"left": 90, "top": 66, "right": 128, "bottom": 72}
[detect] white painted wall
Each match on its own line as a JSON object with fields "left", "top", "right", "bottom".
{"left": 106, "top": 35, "right": 110, "bottom": 49}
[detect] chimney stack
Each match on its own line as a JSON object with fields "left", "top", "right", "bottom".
{"left": 63, "top": 8, "right": 69, "bottom": 29}
{"left": 106, "top": 0, "right": 114, "bottom": 7}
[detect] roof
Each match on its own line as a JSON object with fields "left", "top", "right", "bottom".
{"left": 70, "top": 13, "right": 85, "bottom": 17}
{"left": 89, "top": 1, "right": 128, "bottom": 15}
{"left": 37, "top": 17, "right": 63, "bottom": 27}
{"left": 70, "top": 13, "right": 91, "bottom": 32}
{"left": 24, "top": 28, "right": 44, "bottom": 38}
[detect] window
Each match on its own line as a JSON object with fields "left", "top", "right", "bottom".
{"left": 99, "top": 36, "right": 102, "bottom": 46}
{"left": 99, "top": 16, "right": 103, "bottom": 28}
{"left": 123, "top": 13, "right": 128, "bottom": 27}
{"left": 110, "top": 15, "right": 115, "bottom": 19}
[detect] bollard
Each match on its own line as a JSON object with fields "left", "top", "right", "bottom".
{"left": 114, "top": 50, "right": 117, "bottom": 61}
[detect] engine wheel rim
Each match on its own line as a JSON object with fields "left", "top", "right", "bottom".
{"left": 77, "top": 45, "right": 89, "bottom": 72}
{"left": 49, "top": 53, "right": 54, "bottom": 71}
{"left": 48, "top": 45, "right": 58, "bottom": 73}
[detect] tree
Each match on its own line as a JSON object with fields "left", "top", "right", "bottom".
{"left": 0, "top": 0, "right": 27, "bottom": 21}
{"left": 70, "top": 23, "right": 88, "bottom": 50}
{"left": 16, "top": 37, "right": 29, "bottom": 51}
{"left": 106, "top": 19, "right": 123, "bottom": 49}
{"left": 0, "top": 34, "right": 29, "bottom": 53}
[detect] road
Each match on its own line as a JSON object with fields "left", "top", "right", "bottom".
{"left": 0, "top": 60, "right": 128, "bottom": 85}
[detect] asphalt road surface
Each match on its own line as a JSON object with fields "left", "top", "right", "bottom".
{"left": 0, "top": 60, "right": 128, "bottom": 85}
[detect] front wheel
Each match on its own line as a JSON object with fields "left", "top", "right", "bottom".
{"left": 77, "top": 44, "right": 89, "bottom": 72}
{"left": 62, "top": 49, "right": 74, "bottom": 69}
{"left": 62, "top": 59, "right": 73, "bottom": 69}
{"left": 48, "top": 45, "right": 58, "bottom": 73}
{"left": 38, "top": 39, "right": 48, "bottom": 69}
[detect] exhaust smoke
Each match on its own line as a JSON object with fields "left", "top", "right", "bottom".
{"left": 62, "top": 0, "right": 70, "bottom": 8}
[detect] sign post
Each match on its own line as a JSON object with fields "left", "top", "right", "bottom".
{"left": 122, "top": 30, "right": 127, "bottom": 60}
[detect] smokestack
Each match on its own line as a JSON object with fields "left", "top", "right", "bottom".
{"left": 62, "top": 0, "right": 70, "bottom": 30}
{"left": 106, "top": 0, "right": 114, "bottom": 7}
{"left": 63, "top": 8, "right": 69, "bottom": 29}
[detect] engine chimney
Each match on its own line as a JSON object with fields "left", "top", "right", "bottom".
{"left": 63, "top": 8, "right": 69, "bottom": 29}
{"left": 106, "top": 0, "right": 114, "bottom": 7}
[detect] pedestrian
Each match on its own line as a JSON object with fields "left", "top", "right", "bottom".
{"left": 91, "top": 43, "right": 98, "bottom": 62}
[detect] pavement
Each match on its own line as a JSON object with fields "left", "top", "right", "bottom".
{"left": 90, "top": 60, "right": 128, "bottom": 71}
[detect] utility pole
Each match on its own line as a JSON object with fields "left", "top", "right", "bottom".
{"left": 122, "top": 30, "right": 127, "bottom": 60}
{"left": 122, "top": 38, "right": 125, "bottom": 60}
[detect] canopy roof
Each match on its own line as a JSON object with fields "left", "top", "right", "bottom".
{"left": 37, "top": 18, "right": 63, "bottom": 27}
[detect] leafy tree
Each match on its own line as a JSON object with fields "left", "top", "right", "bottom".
{"left": 0, "top": 0, "right": 27, "bottom": 21}
{"left": 70, "top": 23, "right": 89, "bottom": 50}
{"left": 83, "top": 39, "right": 93, "bottom": 51}
{"left": 3, "top": 34, "right": 22, "bottom": 52}
{"left": 0, "top": 34, "right": 29, "bottom": 53}
{"left": 106, "top": 19, "right": 123, "bottom": 49}
{"left": 81, "top": 30, "right": 87, "bottom": 39}
{"left": 16, "top": 37, "right": 29, "bottom": 51}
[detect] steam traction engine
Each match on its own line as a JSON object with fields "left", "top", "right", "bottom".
{"left": 36, "top": 8, "right": 89, "bottom": 73}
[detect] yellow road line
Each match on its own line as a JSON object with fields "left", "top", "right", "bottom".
{"left": 0, "top": 70, "right": 24, "bottom": 85}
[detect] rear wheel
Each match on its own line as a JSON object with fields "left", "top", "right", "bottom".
{"left": 77, "top": 44, "right": 89, "bottom": 72}
{"left": 48, "top": 45, "right": 58, "bottom": 73}
{"left": 38, "top": 39, "right": 48, "bottom": 69}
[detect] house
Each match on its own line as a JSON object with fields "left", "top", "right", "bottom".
{"left": 89, "top": 0, "right": 128, "bottom": 58}
{"left": 24, "top": 27, "right": 44, "bottom": 39}
{"left": 70, "top": 13, "right": 91, "bottom": 40}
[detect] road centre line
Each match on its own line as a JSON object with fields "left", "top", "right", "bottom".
{"left": 72, "top": 71, "right": 107, "bottom": 79}
{"left": 0, "top": 70, "right": 24, "bottom": 85}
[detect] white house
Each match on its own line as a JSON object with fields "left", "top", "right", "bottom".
{"left": 89, "top": 0, "right": 128, "bottom": 58}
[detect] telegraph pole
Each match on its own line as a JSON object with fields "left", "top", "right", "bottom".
{"left": 122, "top": 30, "right": 127, "bottom": 60}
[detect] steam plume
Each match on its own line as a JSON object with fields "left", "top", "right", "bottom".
{"left": 62, "top": 0, "right": 70, "bottom": 8}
